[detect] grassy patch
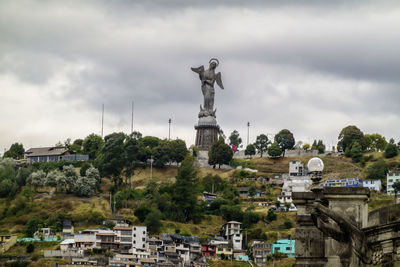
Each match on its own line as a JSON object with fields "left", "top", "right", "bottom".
{"left": 368, "top": 191, "right": 395, "bottom": 211}
{"left": 208, "top": 260, "right": 252, "bottom": 267}
{"left": 161, "top": 215, "right": 225, "bottom": 238}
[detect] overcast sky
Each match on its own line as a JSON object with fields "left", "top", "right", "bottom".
{"left": 1, "top": 0, "right": 399, "bottom": 152}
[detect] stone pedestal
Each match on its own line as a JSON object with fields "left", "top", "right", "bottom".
{"left": 293, "top": 192, "right": 327, "bottom": 267}
{"left": 194, "top": 115, "right": 219, "bottom": 151}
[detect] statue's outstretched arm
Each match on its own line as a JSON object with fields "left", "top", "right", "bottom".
{"left": 191, "top": 66, "right": 204, "bottom": 74}
{"left": 215, "top": 72, "right": 224, "bottom": 89}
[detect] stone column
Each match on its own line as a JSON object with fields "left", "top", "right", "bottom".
{"left": 293, "top": 192, "right": 327, "bottom": 267}
{"left": 322, "top": 187, "right": 370, "bottom": 267}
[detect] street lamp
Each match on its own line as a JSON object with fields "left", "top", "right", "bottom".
{"left": 168, "top": 118, "right": 172, "bottom": 141}
{"left": 150, "top": 155, "right": 154, "bottom": 179}
{"left": 247, "top": 122, "right": 250, "bottom": 146}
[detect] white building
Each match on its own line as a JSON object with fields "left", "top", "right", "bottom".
{"left": 220, "top": 221, "right": 243, "bottom": 250}
{"left": 289, "top": 161, "right": 308, "bottom": 177}
{"left": 113, "top": 226, "right": 133, "bottom": 250}
{"left": 387, "top": 172, "right": 400, "bottom": 195}
{"left": 132, "top": 226, "right": 147, "bottom": 250}
{"left": 363, "top": 180, "right": 382, "bottom": 192}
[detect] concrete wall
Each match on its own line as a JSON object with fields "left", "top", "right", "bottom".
{"left": 0, "top": 235, "right": 17, "bottom": 253}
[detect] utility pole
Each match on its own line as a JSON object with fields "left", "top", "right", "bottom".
{"left": 131, "top": 101, "right": 134, "bottom": 134}
{"left": 168, "top": 118, "right": 171, "bottom": 140}
{"left": 101, "top": 103, "right": 104, "bottom": 138}
{"left": 247, "top": 121, "right": 250, "bottom": 146}
{"left": 150, "top": 155, "right": 153, "bottom": 179}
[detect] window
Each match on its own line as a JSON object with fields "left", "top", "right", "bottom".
{"left": 286, "top": 247, "right": 291, "bottom": 250}
{"left": 389, "top": 179, "right": 393, "bottom": 183}
{"left": 235, "top": 240, "right": 240, "bottom": 242}
{"left": 142, "top": 238, "right": 145, "bottom": 241}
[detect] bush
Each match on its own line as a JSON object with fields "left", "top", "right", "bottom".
{"left": 144, "top": 210, "right": 162, "bottom": 234}
{"left": 80, "top": 162, "right": 92, "bottom": 177}
{"left": 385, "top": 143, "right": 398, "bottom": 158}
{"left": 134, "top": 205, "right": 152, "bottom": 222}
{"left": 266, "top": 209, "right": 277, "bottom": 222}
{"left": 365, "top": 159, "right": 388, "bottom": 180}
{"left": 26, "top": 243, "right": 34, "bottom": 253}
{"left": 284, "top": 219, "right": 293, "bottom": 229}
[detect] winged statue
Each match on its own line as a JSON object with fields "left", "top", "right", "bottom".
{"left": 191, "top": 58, "right": 224, "bottom": 118}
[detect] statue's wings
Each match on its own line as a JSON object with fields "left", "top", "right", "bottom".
{"left": 215, "top": 72, "right": 224, "bottom": 89}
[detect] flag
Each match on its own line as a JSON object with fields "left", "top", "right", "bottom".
{"left": 232, "top": 144, "right": 238, "bottom": 153}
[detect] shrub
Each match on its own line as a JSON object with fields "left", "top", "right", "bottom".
{"left": 284, "top": 219, "right": 293, "bottom": 229}
{"left": 26, "top": 243, "right": 34, "bottom": 253}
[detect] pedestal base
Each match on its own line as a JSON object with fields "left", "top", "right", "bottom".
{"left": 194, "top": 116, "right": 219, "bottom": 151}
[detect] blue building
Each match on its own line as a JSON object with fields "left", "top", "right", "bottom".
{"left": 272, "top": 239, "right": 295, "bottom": 257}
{"left": 324, "top": 178, "right": 363, "bottom": 188}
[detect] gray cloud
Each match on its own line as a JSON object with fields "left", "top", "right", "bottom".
{"left": 0, "top": 0, "right": 399, "bottom": 151}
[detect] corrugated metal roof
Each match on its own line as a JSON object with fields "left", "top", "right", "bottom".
{"left": 25, "top": 147, "right": 68, "bottom": 157}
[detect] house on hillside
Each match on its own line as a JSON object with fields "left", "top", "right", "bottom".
{"left": 363, "top": 180, "right": 382, "bottom": 192}
{"left": 250, "top": 241, "right": 272, "bottom": 266}
{"left": 202, "top": 192, "right": 217, "bottom": 205}
{"left": 272, "top": 239, "right": 295, "bottom": 257}
{"left": 220, "top": 221, "right": 243, "bottom": 250}
{"left": 25, "top": 147, "right": 69, "bottom": 163}
{"left": 387, "top": 171, "right": 400, "bottom": 195}
{"left": 324, "top": 178, "right": 363, "bottom": 188}
{"left": 289, "top": 161, "right": 308, "bottom": 177}
{"left": 25, "top": 146, "right": 89, "bottom": 164}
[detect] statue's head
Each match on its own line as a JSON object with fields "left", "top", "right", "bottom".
{"left": 209, "top": 58, "right": 219, "bottom": 70}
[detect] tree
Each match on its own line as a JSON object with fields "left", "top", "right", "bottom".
{"left": 385, "top": 140, "right": 398, "bottom": 159}
{"left": 254, "top": 134, "right": 271, "bottom": 157}
{"left": 27, "top": 170, "right": 46, "bottom": 190}
{"left": 26, "top": 243, "right": 35, "bottom": 253}
{"left": 208, "top": 137, "right": 233, "bottom": 168}
{"left": 63, "top": 165, "right": 79, "bottom": 193}
{"left": 228, "top": 130, "right": 242, "bottom": 148}
{"left": 25, "top": 218, "right": 43, "bottom": 237}
{"left": 302, "top": 144, "right": 310, "bottom": 151}
{"left": 144, "top": 210, "right": 162, "bottom": 234}
{"left": 284, "top": 219, "right": 293, "bottom": 229}
{"left": 365, "top": 134, "right": 387, "bottom": 152}
{"left": 274, "top": 129, "right": 295, "bottom": 156}
{"left": 46, "top": 170, "right": 63, "bottom": 187}
{"left": 134, "top": 205, "right": 152, "bottom": 222}
{"left": 3, "top": 143, "right": 25, "bottom": 159}
{"left": 152, "top": 140, "right": 171, "bottom": 167}
{"left": 98, "top": 132, "right": 127, "bottom": 187}
{"left": 268, "top": 142, "right": 282, "bottom": 158}
{"left": 365, "top": 159, "right": 388, "bottom": 180}
{"left": 244, "top": 144, "right": 256, "bottom": 158}
{"left": 317, "top": 140, "right": 326, "bottom": 154}
{"left": 350, "top": 141, "right": 363, "bottom": 162}
{"left": 338, "top": 125, "right": 365, "bottom": 152}
{"left": 16, "top": 168, "right": 32, "bottom": 187}
{"left": 169, "top": 139, "right": 188, "bottom": 164}
{"left": 83, "top": 134, "right": 104, "bottom": 160}
{"left": 86, "top": 166, "right": 101, "bottom": 185}
{"left": 55, "top": 173, "right": 68, "bottom": 193}
{"left": 73, "top": 176, "right": 96, "bottom": 197}
{"left": 69, "top": 139, "right": 84, "bottom": 154}
{"left": 172, "top": 155, "right": 201, "bottom": 223}
{"left": 249, "top": 185, "right": 257, "bottom": 198}
{"left": 266, "top": 209, "right": 277, "bottom": 222}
